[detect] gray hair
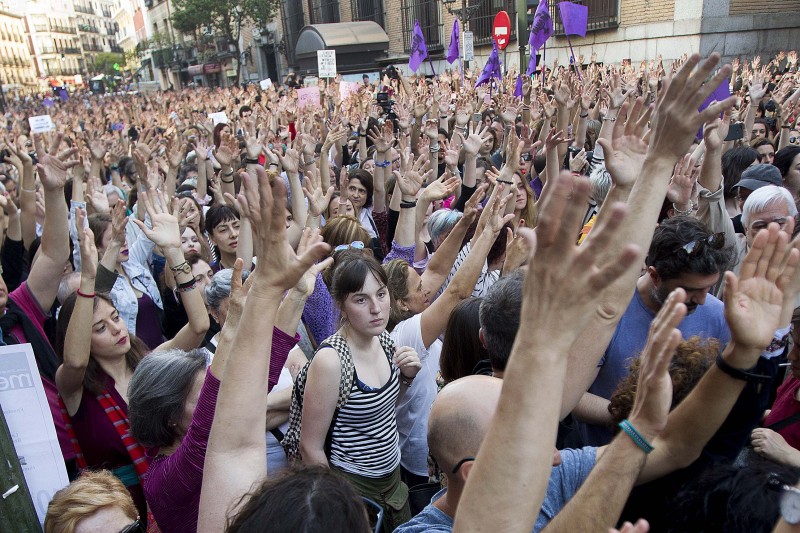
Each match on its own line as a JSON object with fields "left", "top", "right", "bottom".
{"left": 128, "top": 349, "right": 207, "bottom": 448}
{"left": 479, "top": 270, "right": 524, "bottom": 373}
{"left": 205, "top": 268, "right": 249, "bottom": 312}
{"left": 427, "top": 209, "right": 463, "bottom": 248}
{"left": 741, "top": 185, "right": 797, "bottom": 228}
{"left": 57, "top": 272, "right": 82, "bottom": 305}
{"left": 589, "top": 164, "right": 612, "bottom": 208}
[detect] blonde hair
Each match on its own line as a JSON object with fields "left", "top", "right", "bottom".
{"left": 44, "top": 470, "right": 137, "bottom": 533}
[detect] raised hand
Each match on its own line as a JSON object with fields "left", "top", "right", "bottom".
{"left": 394, "top": 346, "right": 422, "bottom": 380}
{"left": 647, "top": 53, "right": 735, "bottom": 162}
{"left": 597, "top": 98, "right": 651, "bottom": 190}
{"left": 463, "top": 123, "right": 491, "bottom": 156}
{"left": 422, "top": 173, "right": 460, "bottom": 202}
{"left": 75, "top": 207, "right": 98, "bottom": 279}
{"left": 214, "top": 132, "right": 237, "bottom": 167}
{"left": 34, "top": 133, "right": 79, "bottom": 192}
{"left": 394, "top": 149, "right": 431, "bottom": 198}
{"left": 292, "top": 227, "right": 334, "bottom": 297}
{"left": 131, "top": 189, "right": 181, "bottom": 250}
{"left": 236, "top": 166, "right": 331, "bottom": 293}
{"left": 724, "top": 222, "right": 798, "bottom": 353}
{"left": 569, "top": 148, "right": 588, "bottom": 174}
{"left": 302, "top": 175, "right": 335, "bottom": 218}
{"left": 666, "top": 154, "right": 698, "bottom": 207}
{"left": 86, "top": 176, "right": 110, "bottom": 215}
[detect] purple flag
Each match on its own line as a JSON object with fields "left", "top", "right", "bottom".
{"left": 527, "top": 49, "right": 537, "bottom": 76}
{"left": 697, "top": 78, "right": 731, "bottom": 139}
{"left": 558, "top": 1, "right": 588, "bottom": 37}
{"left": 529, "top": 0, "right": 553, "bottom": 52}
{"left": 475, "top": 41, "right": 502, "bottom": 87}
{"left": 409, "top": 20, "right": 428, "bottom": 72}
{"left": 515, "top": 74, "right": 524, "bottom": 97}
{"left": 447, "top": 19, "right": 459, "bottom": 64}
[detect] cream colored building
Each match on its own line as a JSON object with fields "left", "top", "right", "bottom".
{"left": 0, "top": 9, "right": 37, "bottom": 94}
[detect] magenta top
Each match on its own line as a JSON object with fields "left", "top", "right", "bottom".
{"left": 144, "top": 327, "right": 299, "bottom": 533}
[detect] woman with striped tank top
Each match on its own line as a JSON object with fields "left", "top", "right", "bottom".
{"left": 299, "top": 251, "right": 421, "bottom": 531}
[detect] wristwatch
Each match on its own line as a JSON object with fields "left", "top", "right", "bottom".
{"left": 169, "top": 260, "right": 192, "bottom": 277}
{"left": 781, "top": 485, "right": 800, "bottom": 525}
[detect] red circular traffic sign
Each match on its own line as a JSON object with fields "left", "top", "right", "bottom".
{"left": 493, "top": 10, "right": 511, "bottom": 50}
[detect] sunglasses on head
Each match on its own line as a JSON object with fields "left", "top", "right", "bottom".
{"left": 674, "top": 232, "right": 725, "bottom": 257}
{"left": 119, "top": 518, "right": 145, "bottom": 533}
{"left": 790, "top": 136, "right": 799, "bottom": 145}
{"left": 334, "top": 240, "right": 365, "bottom": 253}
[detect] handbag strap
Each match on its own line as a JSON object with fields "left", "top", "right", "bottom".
{"left": 766, "top": 410, "right": 800, "bottom": 432}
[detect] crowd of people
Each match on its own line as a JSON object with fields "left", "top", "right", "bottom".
{"left": 3, "top": 47, "right": 800, "bottom": 533}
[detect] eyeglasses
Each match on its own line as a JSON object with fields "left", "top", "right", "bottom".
{"left": 675, "top": 232, "right": 725, "bottom": 257}
{"left": 750, "top": 217, "right": 789, "bottom": 232}
{"left": 119, "top": 518, "right": 144, "bottom": 533}
{"left": 451, "top": 456, "right": 476, "bottom": 474}
{"left": 334, "top": 240, "right": 365, "bottom": 253}
{"left": 521, "top": 152, "right": 533, "bottom": 162}
{"left": 362, "top": 497, "right": 384, "bottom": 533}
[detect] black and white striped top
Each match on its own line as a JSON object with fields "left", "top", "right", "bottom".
{"left": 328, "top": 358, "right": 401, "bottom": 478}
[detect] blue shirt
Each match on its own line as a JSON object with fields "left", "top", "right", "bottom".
{"left": 582, "top": 288, "right": 730, "bottom": 446}
{"left": 393, "top": 447, "right": 597, "bottom": 533}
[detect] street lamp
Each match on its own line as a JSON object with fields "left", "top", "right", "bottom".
{"left": 442, "top": 0, "right": 480, "bottom": 68}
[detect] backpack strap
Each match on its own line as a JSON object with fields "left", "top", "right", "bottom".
{"left": 321, "top": 333, "right": 356, "bottom": 456}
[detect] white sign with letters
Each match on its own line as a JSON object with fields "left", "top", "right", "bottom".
{"left": 207, "top": 112, "right": 228, "bottom": 125}
{"left": 463, "top": 31, "right": 474, "bottom": 61}
{"left": 259, "top": 78, "right": 273, "bottom": 90}
{"left": 0, "top": 343, "right": 69, "bottom": 525}
{"left": 28, "top": 115, "right": 55, "bottom": 134}
{"left": 317, "top": 49, "right": 337, "bottom": 78}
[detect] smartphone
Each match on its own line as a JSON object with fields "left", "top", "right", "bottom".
{"left": 724, "top": 122, "right": 744, "bottom": 142}
{"left": 472, "top": 112, "right": 482, "bottom": 123}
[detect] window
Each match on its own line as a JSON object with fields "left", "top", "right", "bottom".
{"left": 308, "top": 0, "right": 340, "bottom": 23}
{"left": 401, "top": 0, "right": 442, "bottom": 53}
{"left": 281, "top": 0, "right": 305, "bottom": 64}
{"left": 472, "top": 0, "right": 516, "bottom": 46}
{"left": 350, "top": 0, "right": 384, "bottom": 28}
{"left": 549, "top": 0, "right": 619, "bottom": 34}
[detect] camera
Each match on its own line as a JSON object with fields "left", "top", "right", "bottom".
{"left": 375, "top": 91, "right": 398, "bottom": 123}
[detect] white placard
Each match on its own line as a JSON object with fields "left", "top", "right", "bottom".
{"left": 28, "top": 115, "right": 55, "bottom": 134}
{"left": 0, "top": 344, "right": 69, "bottom": 525}
{"left": 259, "top": 78, "right": 273, "bottom": 90}
{"left": 463, "top": 31, "right": 474, "bottom": 61}
{"left": 317, "top": 49, "right": 337, "bottom": 78}
{"left": 208, "top": 112, "right": 228, "bottom": 125}
{"left": 296, "top": 86, "right": 321, "bottom": 110}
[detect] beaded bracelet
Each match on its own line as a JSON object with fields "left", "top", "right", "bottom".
{"left": 618, "top": 419, "right": 654, "bottom": 454}
{"left": 375, "top": 160, "right": 391, "bottom": 168}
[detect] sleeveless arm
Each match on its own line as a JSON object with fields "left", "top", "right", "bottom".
{"left": 299, "top": 347, "right": 341, "bottom": 467}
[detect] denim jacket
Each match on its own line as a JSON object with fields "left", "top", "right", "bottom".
{"left": 95, "top": 218, "right": 162, "bottom": 336}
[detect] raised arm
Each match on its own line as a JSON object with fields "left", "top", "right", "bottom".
{"left": 544, "top": 291, "right": 688, "bottom": 533}
{"left": 198, "top": 167, "right": 330, "bottom": 533}
{"left": 133, "top": 189, "right": 210, "bottom": 351}
{"left": 420, "top": 186, "right": 512, "bottom": 347}
{"left": 454, "top": 172, "right": 638, "bottom": 532}
{"left": 566, "top": 55, "right": 736, "bottom": 421}
{"left": 641, "top": 223, "right": 798, "bottom": 483}
{"left": 55, "top": 208, "right": 97, "bottom": 416}
{"left": 28, "top": 133, "right": 78, "bottom": 310}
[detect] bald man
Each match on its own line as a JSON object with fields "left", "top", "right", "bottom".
{"left": 395, "top": 375, "right": 596, "bottom": 532}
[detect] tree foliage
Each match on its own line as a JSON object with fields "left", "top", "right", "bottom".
{"left": 171, "top": 0, "right": 279, "bottom": 39}
{"left": 93, "top": 52, "right": 125, "bottom": 76}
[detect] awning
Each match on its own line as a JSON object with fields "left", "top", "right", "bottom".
{"left": 294, "top": 22, "right": 389, "bottom": 75}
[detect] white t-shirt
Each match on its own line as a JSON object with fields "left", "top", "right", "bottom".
{"left": 392, "top": 313, "right": 442, "bottom": 477}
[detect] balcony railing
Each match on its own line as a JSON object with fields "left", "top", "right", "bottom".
{"left": 350, "top": 0, "right": 383, "bottom": 27}
{"left": 110, "top": 45, "right": 124, "bottom": 53}
{"left": 63, "top": 47, "right": 82, "bottom": 54}
{"left": 51, "top": 25, "right": 78, "bottom": 34}
{"left": 549, "top": 0, "right": 619, "bottom": 34}
{"left": 401, "top": 0, "right": 443, "bottom": 53}
{"left": 74, "top": 5, "right": 94, "bottom": 14}
{"left": 102, "top": 10, "right": 112, "bottom": 17}
{"left": 40, "top": 46, "right": 59, "bottom": 54}
{"left": 46, "top": 66, "right": 81, "bottom": 76}
{"left": 78, "top": 24, "right": 100, "bottom": 33}
{"left": 107, "top": 27, "right": 116, "bottom": 35}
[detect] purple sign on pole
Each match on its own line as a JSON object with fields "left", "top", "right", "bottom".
{"left": 558, "top": 2, "right": 588, "bottom": 37}
{"left": 696, "top": 78, "right": 731, "bottom": 139}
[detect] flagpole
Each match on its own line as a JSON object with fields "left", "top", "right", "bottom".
{"left": 566, "top": 36, "right": 582, "bottom": 80}
{"left": 541, "top": 42, "right": 546, "bottom": 86}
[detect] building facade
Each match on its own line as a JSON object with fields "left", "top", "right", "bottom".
{"left": 275, "top": 0, "right": 800, "bottom": 77}
{"left": 0, "top": 10, "right": 37, "bottom": 95}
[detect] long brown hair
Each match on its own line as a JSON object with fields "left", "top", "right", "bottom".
{"left": 55, "top": 293, "right": 149, "bottom": 395}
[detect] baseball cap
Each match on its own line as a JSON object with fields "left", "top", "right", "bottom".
{"left": 735, "top": 163, "right": 783, "bottom": 192}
